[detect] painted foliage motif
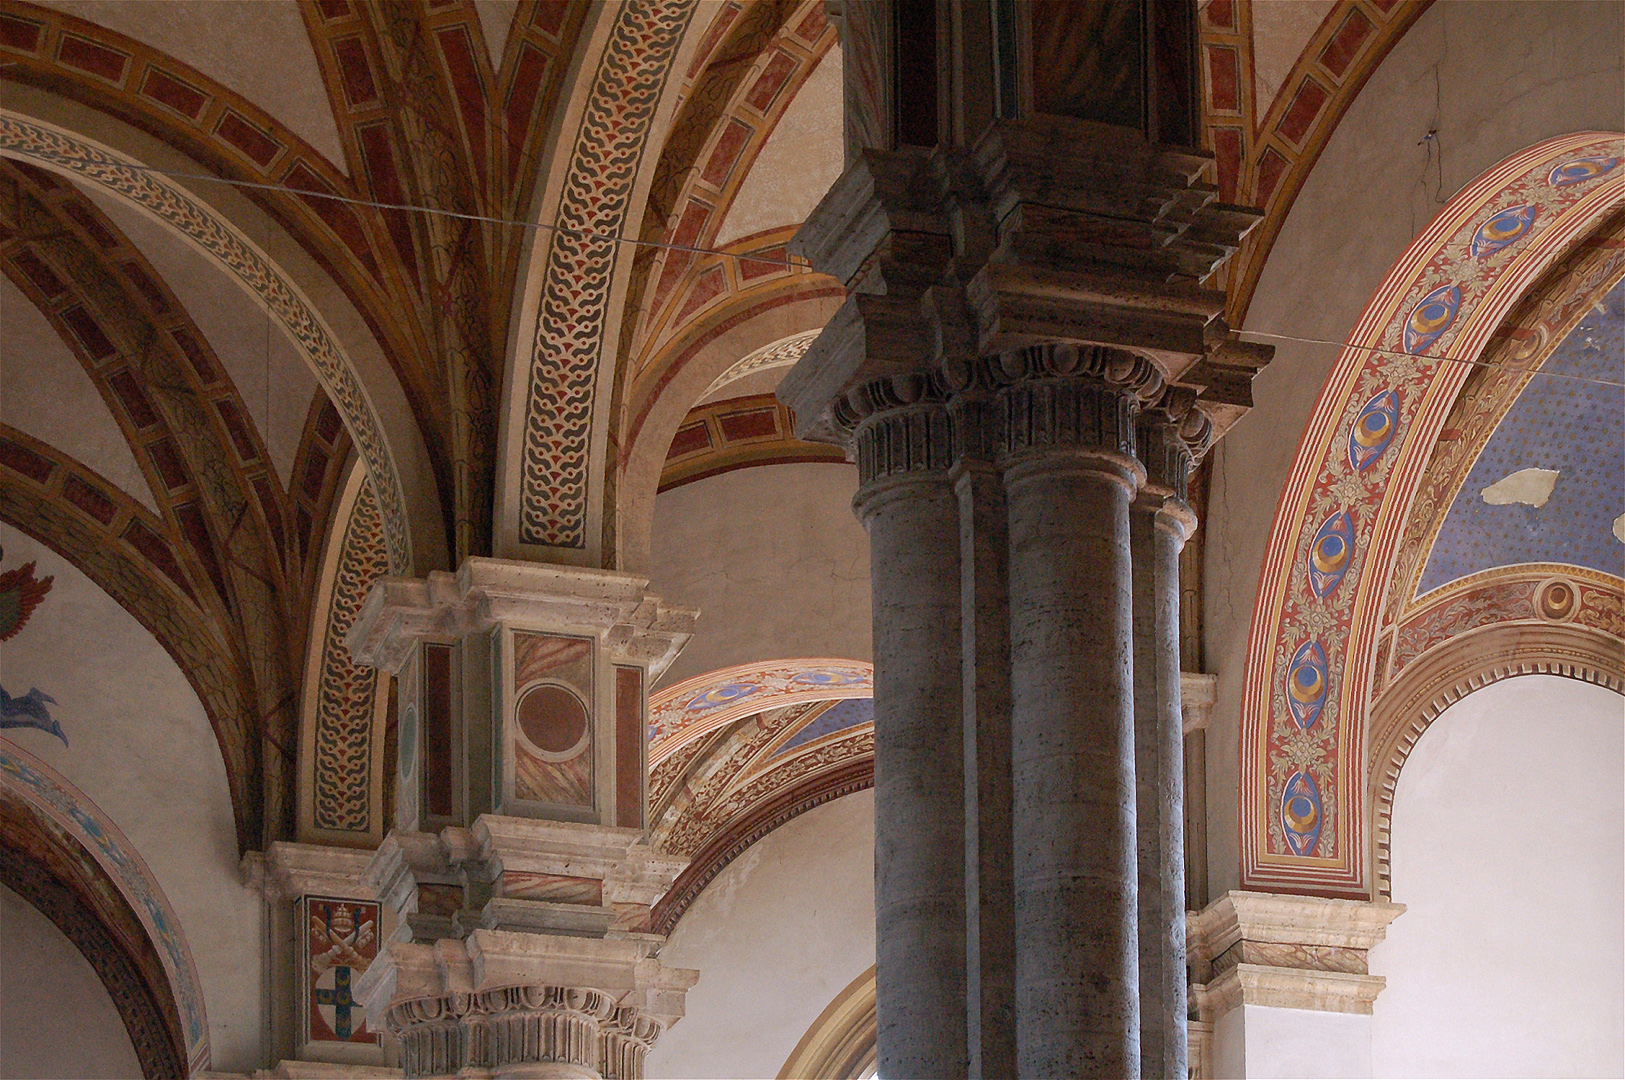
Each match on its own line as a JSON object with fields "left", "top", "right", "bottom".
{"left": 1241, "top": 134, "right": 1624, "bottom": 895}
{"left": 304, "top": 895, "right": 379, "bottom": 1045}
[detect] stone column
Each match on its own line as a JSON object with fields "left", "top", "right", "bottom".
{"left": 994, "top": 343, "right": 1157, "bottom": 1077}
{"left": 347, "top": 560, "right": 698, "bottom": 1079}
{"left": 848, "top": 375, "right": 969, "bottom": 1080}
{"left": 1187, "top": 891, "right": 1405, "bottom": 1079}
{"left": 1132, "top": 397, "right": 1208, "bottom": 1079}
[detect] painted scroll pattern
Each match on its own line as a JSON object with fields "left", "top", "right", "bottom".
{"left": 518, "top": 0, "right": 696, "bottom": 547}
{"left": 312, "top": 480, "right": 390, "bottom": 834}
{"left": 1244, "top": 134, "right": 1625, "bottom": 892}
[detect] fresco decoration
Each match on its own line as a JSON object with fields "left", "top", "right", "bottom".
{"left": 1416, "top": 276, "right": 1625, "bottom": 593}
{"left": 648, "top": 658, "right": 873, "bottom": 763}
{"left": 310, "top": 480, "right": 391, "bottom": 838}
{"left": 518, "top": 0, "right": 697, "bottom": 549}
{"left": 0, "top": 111, "right": 412, "bottom": 573}
{"left": 1284, "top": 640, "right": 1329, "bottom": 731}
{"left": 0, "top": 741, "right": 210, "bottom": 1071}
{"left": 1401, "top": 283, "right": 1462, "bottom": 354}
{"left": 0, "top": 544, "right": 64, "bottom": 747}
{"left": 303, "top": 895, "right": 379, "bottom": 1045}
{"left": 1241, "top": 132, "right": 1625, "bottom": 897}
{"left": 1347, "top": 389, "right": 1400, "bottom": 472}
{"left": 1469, "top": 204, "right": 1539, "bottom": 259}
{"left": 648, "top": 692, "right": 875, "bottom": 936}
{"left": 1548, "top": 156, "right": 1622, "bottom": 188}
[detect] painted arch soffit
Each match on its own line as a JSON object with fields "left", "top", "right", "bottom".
{"left": 502, "top": 0, "right": 701, "bottom": 560}
{"left": 1239, "top": 132, "right": 1625, "bottom": 897}
{"left": 0, "top": 738, "right": 210, "bottom": 1073}
{"left": 0, "top": 110, "right": 414, "bottom": 573}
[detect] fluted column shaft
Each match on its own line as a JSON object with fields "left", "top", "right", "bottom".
{"left": 853, "top": 393, "right": 969, "bottom": 1080}
{"left": 996, "top": 349, "right": 1153, "bottom": 1078}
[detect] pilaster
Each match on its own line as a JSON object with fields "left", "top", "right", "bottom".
{"left": 258, "top": 842, "right": 390, "bottom": 1068}
{"left": 348, "top": 561, "right": 698, "bottom": 1078}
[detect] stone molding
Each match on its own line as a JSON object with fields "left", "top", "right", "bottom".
{"left": 1180, "top": 672, "right": 1218, "bottom": 736}
{"left": 1188, "top": 891, "right": 1404, "bottom": 1019}
{"left": 367, "top": 817, "right": 688, "bottom": 944}
{"left": 261, "top": 841, "right": 378, "bottom": 904}
{"left": 780, "top": 118, "right": 1272, "bottom": 455}
{"left": 346, "top": 558, "right": 695, "bottom": 678}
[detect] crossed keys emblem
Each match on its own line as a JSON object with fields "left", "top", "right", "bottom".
{"left": 309, "top": 902, "right": 377, "bottom": 1041}
{"left": 310, "top": 903, "right": 376, "bottom": 974}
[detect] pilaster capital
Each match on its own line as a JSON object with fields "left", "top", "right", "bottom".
{"left": 347, "top": 558, "right": 695, "bottom": 679}
{"left": 260, "top": 841, "right": 377, "bottom": 904}
{"left": 1179, "top": 672, "right": 1217, "bottom": 736}
{"left": 1187, "top": 891, "right": 1405, "bottom": 1020}
{"left": 354, "top": 931, "right": 697, "bottom": 1079}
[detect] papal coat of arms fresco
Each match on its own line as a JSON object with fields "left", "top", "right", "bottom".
{"left": 303, "top": 895, "right": 379, "bottom": 1044}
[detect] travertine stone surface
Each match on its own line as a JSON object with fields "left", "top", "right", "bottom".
{"left": 1188, "top": 891, "right": 1405, "bottom": 1020}
{"left": 358, "top": 817, "right": 695, "bottom": 1079}
{"left": 852, "top": 397, "right": 969, "bottom": 1080}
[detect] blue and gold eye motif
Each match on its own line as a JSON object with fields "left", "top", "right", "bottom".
{"left": 1347, "top": 389, "right": 1400, "bottom": 472}
{"left": 1285, "top": 640, "right": 1329, "bottom": 730}
{"left": 686, "top": 682, "right": 759, "bottom": 711}
{"left": 1547, "top": 156, "right": 1621, "bottom": 188}
{"left": 1470, "top": 204, "right": 1538, "bottom": 259}
{"left": 1402, "top": 284, "right": 1462, "bottom": 354}
{"left": 1280, "top": 771, "right": 1323, "bottom": 856}
{"left": 792, "top": 670, "right": 865, "bottom": 686}
{"left": 1307, "top": 510, "right": 1355, "bottom": 598}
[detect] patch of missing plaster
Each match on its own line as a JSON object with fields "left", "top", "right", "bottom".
{"left": 1613, "top": 512, "right": 1625, "bottom": 545}
{"left": 1480, "top": 467, "right": 1560, "bottom": 508}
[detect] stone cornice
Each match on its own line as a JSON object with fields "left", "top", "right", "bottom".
{"left": 347, "top": 558, "right": 696, "bottom": 678}
{"left": 1187, "top": 890, "right": 1404, "bottom": 1020}
{"left": 261, "top": 841, "right": 377, "bottom": 903}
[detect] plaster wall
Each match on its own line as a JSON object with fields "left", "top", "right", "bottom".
{"left": 646, "top": 462, "right": 870, "bottom": 688}
{"left": 0, "top": 525, "right": 266, "bottom": 1070}
{"left": 1214, "top": 1003, "right": 1372, "bottom": 1080}
{"left": 1368, "top": 674, "right": 1624, "bottom": 1078}
{"left": 1202, "top": 0, "right": 1625, "bottom": 897}
{"left": 646, "top": 789, "right": 876, "bottom": 1080}
{"left": 0, "top": 883, "right": 142, "bottom": 1079}
{"left": 0, "top": 274, "right": 159, "bottom": 512}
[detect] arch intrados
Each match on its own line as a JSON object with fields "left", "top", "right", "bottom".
{"left": 0, "top": 740, "right": 210, "bottom": 1071}
{"left": 617, "top": 287, "right": 844, "bottom": 572}
{"left": 1367, "top": 622, "right": 1624, "bottom": 899}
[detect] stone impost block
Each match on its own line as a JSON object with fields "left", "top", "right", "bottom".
{"left": 1187, "top": 891, "right": 1405, "bottom": 1020}
{"left": 262, "top": 842, "right": 378, "bottom": 903}
{"left": 347, "top": 558, "right": 695, "bottom": 680}
{"left": 1179, "top": 672, "right": 1217, "bottom": 735}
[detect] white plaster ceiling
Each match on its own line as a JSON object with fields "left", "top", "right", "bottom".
{"left": 0, "top": 274, "right": 160, "bottom": 512}
{"left": 33, "top": 0, "right": 347, "bottom": 170}
{"left": 715, "top": 44, "right": 843, "bottom": 247}
{"left": 79, "top": 183, "right": 318, "bottom": 489}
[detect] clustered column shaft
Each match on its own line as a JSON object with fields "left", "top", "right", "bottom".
{"left": 843, "top": 345, "right": 1205, "bottom": 1078}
